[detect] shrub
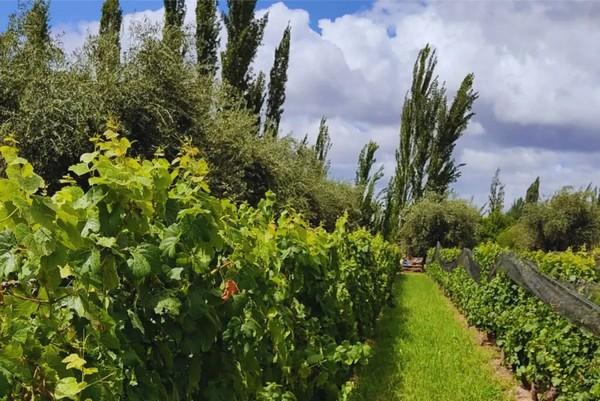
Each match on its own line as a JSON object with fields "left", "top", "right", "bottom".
{"left": 478, "top": 211, "right": 513, "bottom": 243}
{"left": 0, "top": 16, "right": 361, "bottom": 231}
{"left": 399, "top": 193, "right": 480, "bottom": 257}
{"left": 521, "top": 188, "right": 600, "bottom": 251}
{"left": 519, "top": 248, "right": 599, "bottom": 285}
{"left": 496, "top": 223, "right": 534, "bottom": 250}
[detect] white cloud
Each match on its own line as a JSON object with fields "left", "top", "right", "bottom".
{"left": 465, "top": 121, "right": 485, "bottom": 136}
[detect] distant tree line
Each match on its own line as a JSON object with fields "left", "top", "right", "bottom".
{"left": 481, "top": 172, "right": 600, "bottom": 252}
{"left": 401, "top": 169, "right": 600, "bottom": 256}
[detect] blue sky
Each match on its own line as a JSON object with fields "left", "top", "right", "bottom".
{"left": 0, "top": 0, "right": 373, "bottom": 31}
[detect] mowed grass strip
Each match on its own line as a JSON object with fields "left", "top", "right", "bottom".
{"left": 352, "top": 274, "right": 512, "bottom": 401}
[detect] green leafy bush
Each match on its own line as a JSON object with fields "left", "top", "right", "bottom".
{"left": 0, "top": 129, "right": 400, "bottom": 401}
{"left": 520, "top": 249, "right": 599, "bottom": 285}
{"left": 478, "top": 211, "right": 513, "bottom": 244}
{"left": 399, "top": 194, "right": 480, "bottom": 257}
{"left": 426, "top": 246, "right": 461, "bottom": 264}
{"left": 496, "top": 223, "right": 534, "bottom": 250}
{"left": 429, "top": 244, "right": 600, "bottom": 400}
{"left": 520, "top": 189, "right": 600, "bottom": 251}
{"left": 0, "top": 15, "right": 360, "bottom": 231}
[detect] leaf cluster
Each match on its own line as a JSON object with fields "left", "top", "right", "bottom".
{"left": 0, "top": 132, "right": 400, "bottom": 401}
{"left": 398, "top": 193, "right": 480, "bottom": 257}
{"left": 428, "top": 243, "right": 600, "bottom": 400}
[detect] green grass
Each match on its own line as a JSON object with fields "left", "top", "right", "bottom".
{"left": 351, "top": 274, "right": 513, "bottom": 401}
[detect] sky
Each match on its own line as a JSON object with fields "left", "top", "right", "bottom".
{"left": 2, "top": 0, "right": 600, "bottom": 208}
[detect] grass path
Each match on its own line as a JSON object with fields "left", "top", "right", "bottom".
{"left": 351, "top": 274, "right": 514, "bottom": 401}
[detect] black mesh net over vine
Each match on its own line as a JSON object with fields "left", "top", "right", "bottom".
{"left": 433, "top": 244, "right": 481, "bottom": 283}
{"left": 431, "top": 243, "right": 600, "bottom": 337}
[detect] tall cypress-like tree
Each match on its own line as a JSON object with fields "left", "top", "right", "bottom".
{"left": 488, "top": 168, "right": 505, "bottom": 214}
{"left": 163, "top": 0, "right": 186, "bottom": 51}
{"left": 391, "top": 45, "right": 442, "bottom": 214}
{"left": 384, "top": 44, "right": 477, "bottom": 238}
{"left": 246, "top": 71, "right": 266, "bottom": 132}
{"left": 195, "top": 0, "right": 219, "bottom": 75}
{"left": 356, "top": 141, "right": 380, "bottom": 187}
{"left": 356, "top": 141, "right": 384, "bottom": 230}
{"left": 24, "top": 0, "right": 50, "bottom": 50}
{"left": 525, "top": 177, "right": 540, "bottom": 203}
{"left": 265, "top": 25, "right": 291, "bottom": 136}
{"left": 221, "top": 0, "right": 268, "bottom": 94}
{"left": 99, "top": 0, "right": 122, "bottom": 68}
{"left": 427, "top": 73, "right": 478, "bottom": 193}
{"left": 382, "top": 176, "right": 399, "bottom": 239}
{"left": 314, "top": 117, "right": 332, "bottom": 171}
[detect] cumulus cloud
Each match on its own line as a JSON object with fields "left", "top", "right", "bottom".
{"left": 49, "top": 1, "right": 600, "bottom": 208}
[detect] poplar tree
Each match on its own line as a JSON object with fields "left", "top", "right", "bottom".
{"left": 427, "top": 73, "right": 478, "bottom": 193}
{"left": 525, "top": 177, "right": 540, "bottom": 203}
{"left": 356, "top": 141, "right": 380, "bottom": 187}
{"left": 195, "top": 0, "right": 219, "bottom": 75}
{"left": 382, "top": 177, "right": 399, "bottom": 240}
{"left": 163, "top": 0, "right": 186, "bottom": 52}
{"left": 507, "top": 177, "right": 540, "bottom": 220}
{"left": 384, "top": 44, "right": 477, "bottom": 237}
{"left": 24, "top": 0, "right": 50, "bottom": 50}
{"left": 355, "top": 141, "right": 384, "bottom": 230}
{"left": 221, "top": 0, "right": 268, "bottom": 94}
{"left": 99, "top": 0, "right": 122, "bottom": 68}
{"left": 488, "top": 168, "right": 505, "bottom": 214}
{"left": 265, "top": 25, "right": 291, "bottom": 136}
{"left": 246, "top": 71, "right": 266, "bottom": 132}
{"left": 314, "top": 117, "right": 332, "bottom": 171}
{"left": 391, "top": 45, "right": 442, "bottom": 214}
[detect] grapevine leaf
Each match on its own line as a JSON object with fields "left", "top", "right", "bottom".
{"left": 81, "top": 216, "right": 100, "bottom": 238}
{"left": 154, "top": 297, "right": 181, "bottom": 317}
{"left": 32, "top": 227, "right": 56, "bottom": 256}
{"left": 82, "top": 248, "right": 101, "bottom": 278}
{"left": 69, "top": 163, "right": 90, "bottom": 176}
{"left": 160, "top": 224, "right": 181, "bottom": 258}
{"left": 83, "top": 367, "right": 98, "bottom": 376}
{"left": 101, "top": 253, "right": 119, "bottom": 291}
{"left": 73, "top": 187, "right": 105, "bottom": 210}
{"left": 0, "top": 179, "right": 19, "bottom": 201}
{"left": 127, "top": 248, "right": 151, "bottom": 279}
{"left": 0, "top": 344, "right": 24, "bottom": 374}
{"left": 0, "top": 251, "right": 18, "bottom": 277}
{"left": 192, "top": 247, "right": 212, "bottom": 273}
{"left": 59, "top": 264, "right": 74, "bottom": 279}
{"left": 31, "top": 197, "right": 56, "bottom": 229}
{"left": 0, "top": 230, "right": 16, "bottom": 252}
{"left": 16, "top": 167, "right": 44, "bottom": 194}
{"left": 127, "top": 310, "right": 145, "bottom": 335}
{"left": 95, "top": 236, "right": 116, "bottom": 248}
{"left": 168, "top": 267, "right": 184, "bottom": 281}
{"left": 62, "top": 354, "right": 86, "bottom": 371}
{"left": 54, "top": 377, "right": 87, "bottom": 400}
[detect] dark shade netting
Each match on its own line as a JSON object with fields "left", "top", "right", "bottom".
{"left": 431, "top": 243, "right": 600, "bottom": 337}
{"left": 433, "top": 243, "right": 481, "bottom": 283}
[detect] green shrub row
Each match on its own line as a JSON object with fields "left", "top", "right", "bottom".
{"left": 0, "top": 129, "right": 400, "bottom": 401}
{"left": 519, "top": 249, "right": 600, "bottom": 285}
{"left": 428, "top": 243, "right": 600, "bottom": 400}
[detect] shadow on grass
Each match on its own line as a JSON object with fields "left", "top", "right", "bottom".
{"left": 350, "top": 274, "right": 412, "bottom": 401}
